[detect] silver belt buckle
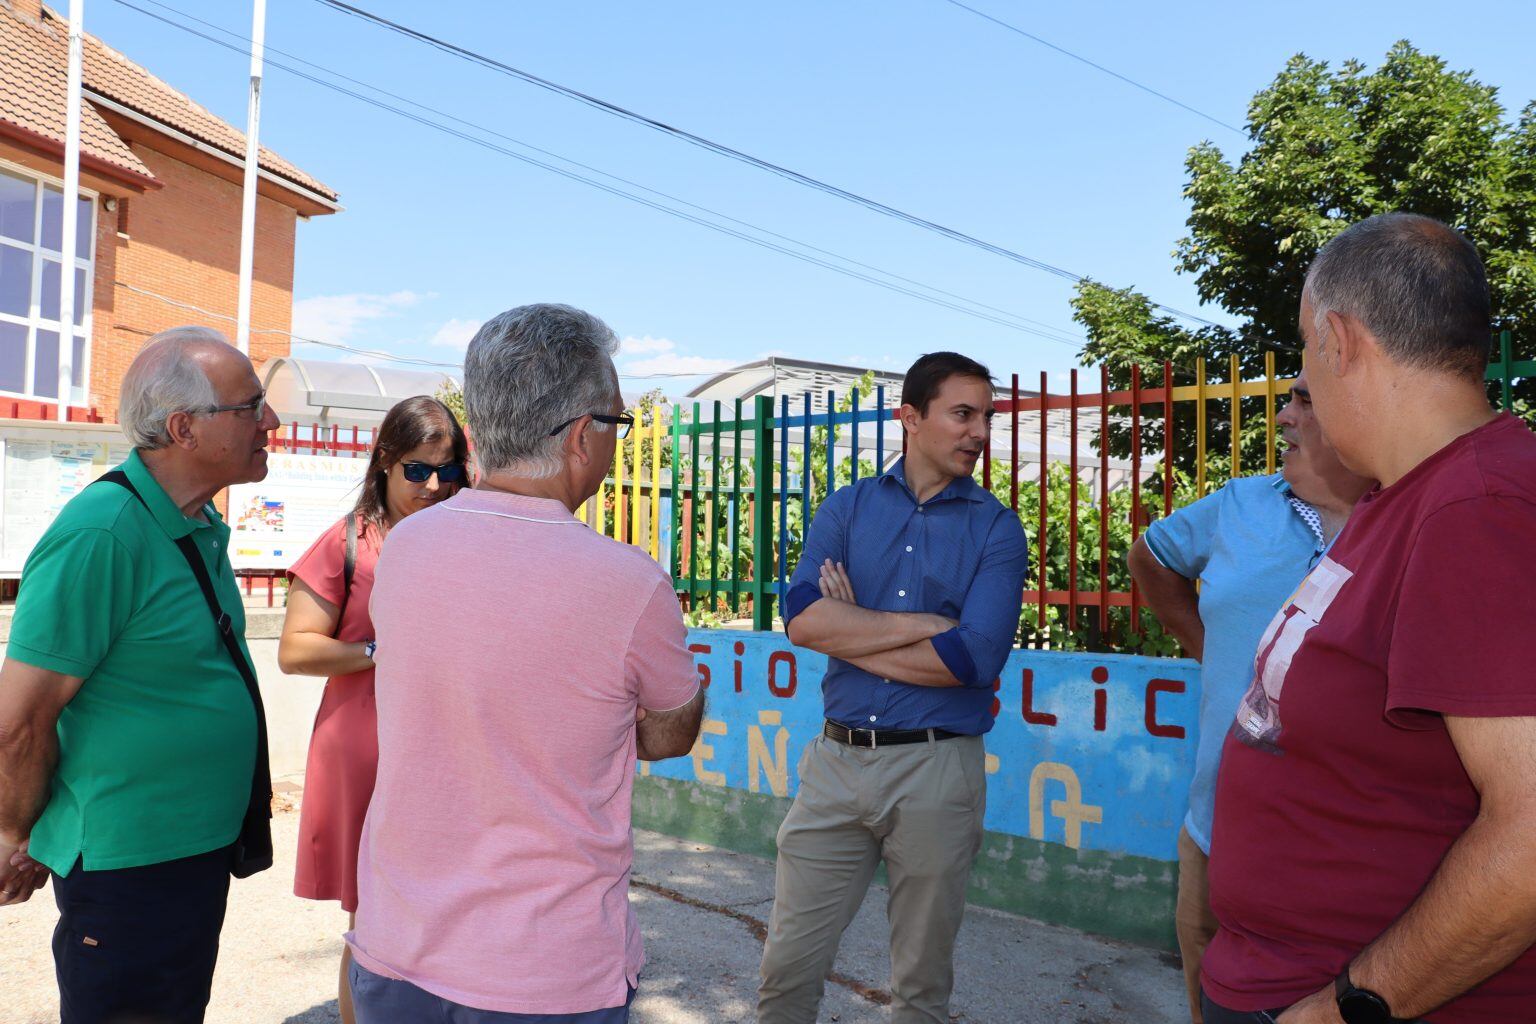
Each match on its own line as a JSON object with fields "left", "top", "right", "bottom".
{"left": 867, "top": 728, "right": 877, "bottom": 750}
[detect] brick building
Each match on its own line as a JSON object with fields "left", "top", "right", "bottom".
{"left": 0, "top": 0, "right": 338, "bottom": 421}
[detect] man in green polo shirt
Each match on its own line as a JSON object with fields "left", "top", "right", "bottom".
{"left": 0, "top": 325, "right": 279, "bottom": 1024}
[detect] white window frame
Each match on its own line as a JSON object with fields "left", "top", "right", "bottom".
{"left": 0, "top": 157, "right": 97, "bottom": 407}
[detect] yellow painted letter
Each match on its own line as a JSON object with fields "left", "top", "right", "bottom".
{"left": 1027, "top": 761, "right": 1104, "bottom": 850}
{"left": 747, "top": 710, "right": 790, "bottom": 797}
{"left": 691, "top": 719, "right": 728, "bottom": 787}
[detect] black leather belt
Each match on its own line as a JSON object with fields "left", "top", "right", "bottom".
{"left": 823, "top": 720, "right": 964, "bottom": 748}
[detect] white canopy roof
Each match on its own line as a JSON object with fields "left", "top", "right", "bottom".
{"left": 259, "top": 357, "right": 459, "bottom": 430}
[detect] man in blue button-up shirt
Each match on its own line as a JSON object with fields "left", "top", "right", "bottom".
{"left": 757, "top": 352, "right": 1028, "bottom": 1024}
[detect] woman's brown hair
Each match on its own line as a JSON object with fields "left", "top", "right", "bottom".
{"left": 352, "top": 396, "right": 469, "bottom": 541}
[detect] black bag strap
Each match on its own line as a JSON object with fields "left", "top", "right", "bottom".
{"left": 98, "top": 470, "right": 273, "bottom": 878}
{"left": 337, "top": 513, "right": 357, "bottom": 624}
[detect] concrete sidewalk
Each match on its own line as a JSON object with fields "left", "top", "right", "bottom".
{"left": 1, "top": 804, "right": 1185, "bottom": 1023}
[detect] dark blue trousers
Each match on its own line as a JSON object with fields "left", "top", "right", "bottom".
{"left": 351, "top": 962, "right": 636, "bottom": 1023}
{"left": 51, "top": 845, "right": 233, "bottom": 1024}
{"left": 1201, "top": 989, "right": 1426, "bottom": 1024}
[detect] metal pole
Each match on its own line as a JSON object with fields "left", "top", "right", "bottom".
{"left": 57, "top": 0, "right": 84, "bottom": 421}
{"left": 234, "top": 0, "right": 267, "bottom": 354}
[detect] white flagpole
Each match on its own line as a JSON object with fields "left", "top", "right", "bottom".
{"left": 56, "top": 0, "right": 83, "bottom": 421}
{"left": 234, "top": 0, "right": 267, "bottom": 355}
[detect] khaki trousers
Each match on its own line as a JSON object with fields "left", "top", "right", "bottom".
{"left": 757, "top": 733, "right": 986, "bottom": 1024}
{"left": 1176, "top": 826, "right": 1220, "bottom": 1024}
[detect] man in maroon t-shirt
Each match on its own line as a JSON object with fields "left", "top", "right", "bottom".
{"left": 1202, "top": 213, "right": 1536, "bottom": 1024}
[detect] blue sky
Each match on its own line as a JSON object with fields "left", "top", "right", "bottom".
{"left": 86, "top": 0, "right": 1536, "bottom": 396}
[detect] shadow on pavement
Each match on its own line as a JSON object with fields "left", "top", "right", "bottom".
{"left": 281, "top": 1000, "right": 340, "bottom": 1023}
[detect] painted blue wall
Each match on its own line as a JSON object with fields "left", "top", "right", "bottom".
{"left": 644, "top": 629, "right": 1201, "bottom": 861}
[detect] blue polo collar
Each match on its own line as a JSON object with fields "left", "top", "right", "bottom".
{"left": 1270, "top": 473, "right": 1325, "bottom": 548}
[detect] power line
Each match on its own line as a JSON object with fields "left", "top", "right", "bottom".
{"left": 113, "top": 0, "right": 1088, "bottom": 347}
{"left": 308, "top": 0, "right": 1222, "bottom": 329}
{"left": 940, "top": 1, "right": 1246, "bottom": 137}
{"left": 113, "top": 281, "right": 463, "bottom": 368}
{"left": 115, "top": 280, "right": 757, "bottom": 379}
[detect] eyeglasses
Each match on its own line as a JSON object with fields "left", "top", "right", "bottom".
{"left": 547, "top": 413, "right": 634, "bottom": 440}
{"left": 202, "top": 391, "right": 268, "bottom": 419}
{"left": 400, "top": 461, "right": 466, "bottom": 484}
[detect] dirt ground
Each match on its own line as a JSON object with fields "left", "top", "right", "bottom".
{"left": 1, "top": 798, "right": 1184, "bottom": 1023}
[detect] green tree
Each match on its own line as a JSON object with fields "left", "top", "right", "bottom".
{"left": 435, "top": 377, "right": 466, "bottom": 425}
{"left": 1075, "top": 42, "right": 1536, "bottom": 472}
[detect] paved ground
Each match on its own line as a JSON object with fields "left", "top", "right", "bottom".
{"left": 2, "top": 799, "right": 1185, "bottom": 1023}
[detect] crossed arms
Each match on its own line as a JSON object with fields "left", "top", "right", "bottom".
{"left": 787, "top": 560, "right": 964, "bottom": 687}
{"left": 783, "top": 493, "right": 1029, "bottom": 689}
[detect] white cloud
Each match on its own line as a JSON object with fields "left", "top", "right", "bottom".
{"left": 620, "top": 335, "right": 676, "bottom": 356}
{"left": 426, "top": 317, "right": 481, "bottom": 350}
{"left": 291, "top": 290, "right": 425, "bottom": 344}
{"left": 616, "top": 334, "right": 738, "bottom": 377}
{"left": 621, "top": 353, "right": 737, "bottom": 376}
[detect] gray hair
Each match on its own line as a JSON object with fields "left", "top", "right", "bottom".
{"left": 463, "top": 304, "right": 621, "bottom": 477}
{"left": 1306, "top": 213, "right": 1491, "bottom": 379}
{"left": 119, "top": 326, "right": 228, "bottom": 449}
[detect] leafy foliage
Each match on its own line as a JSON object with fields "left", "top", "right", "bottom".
{"left": 1074, "top": 41, "right": 1536, "bottom": 442}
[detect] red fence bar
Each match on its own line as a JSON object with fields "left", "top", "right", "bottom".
{"left": 1037, "top": 371, "right": 1048, "bottom": 632}
{"left": 1009, "top": 374, "right": 1019, "bottom": 513}
{"left": 1098, "top": 364, "right": 1110, "bottom": 638}
{"left": 1068, "top": 369, "right": 1079, "bottom": 633}
{"left": 1130, "top": 364, "right": 1143, "bottom": 634}
{"left": 1163, "top": 360, "right": 1174, "bottom": 520}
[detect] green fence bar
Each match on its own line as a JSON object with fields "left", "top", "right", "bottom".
{"left": 710, "top": 401, "right": 721, "bottom": 615}
{"left": 730, "top": 398, "right": 743, "bottom": 616}
{"left": 670, "top": 403, "right": 683, "bottom": 580}
{"left": 689, "top": 401, "right": 701, "bottom": 604}
{"left": 752, "top": 395, "right": 775, "bottom": 630}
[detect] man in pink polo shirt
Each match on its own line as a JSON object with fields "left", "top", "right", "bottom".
{"left": 348, "top": 303, "right": 704, "bottom": 1022}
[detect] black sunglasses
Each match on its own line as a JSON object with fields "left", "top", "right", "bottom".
{"left": 548, "top": 413, "right": 634, "bottom": 440}
{"left": 400, "top": 461, "right": 466, "bottom": 484}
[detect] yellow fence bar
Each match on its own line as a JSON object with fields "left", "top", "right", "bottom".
{"left": 1165, "top": 378, "right": 1295, "bottom": 401}
{"left": 630, "top": 416, "right": 642, "bottom": 549}
{"left": 649, "top": 412, "right": 663, "bottom": 560}
{"left": 1229, "top": 354, "right": 1241, "bottom": 475}
{"left": 613, "top": 416, "right": 626, "bottom": 541}
{"left": 1264, "top": 351, "right": 1277, "bottom": 475}
{"left": 1195, "top": 357, "right": 1207, "bottom": 498}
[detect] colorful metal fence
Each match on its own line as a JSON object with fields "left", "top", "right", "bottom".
{"left": 585, "top": 331, "right": 1531, "bottom": 651}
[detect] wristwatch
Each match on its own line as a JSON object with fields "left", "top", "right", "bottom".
{"left": 1335, "top": 967, "right": 1394, "bottom": 1024}
{"left": 363, "top": 640, "right": 377, "bottom": 661}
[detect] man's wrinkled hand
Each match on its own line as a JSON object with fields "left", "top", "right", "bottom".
{"left": 818, "top": 560, "right": 857, "bottom": 604}
{"left": 1275, "top": 986, "right": 1344, "bottom": 1024}
{"left": 0, "top": 839, "right": 47, "bottom": 907}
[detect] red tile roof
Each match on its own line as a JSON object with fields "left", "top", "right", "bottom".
{"left": 0, "top": 3, "right": 337, "bottom": 200}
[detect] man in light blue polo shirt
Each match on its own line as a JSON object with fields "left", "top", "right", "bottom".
{"left": 1128, "top": 371, "right": 1371, "bottom": 1024}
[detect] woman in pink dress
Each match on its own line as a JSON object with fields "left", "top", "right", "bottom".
{"left": 278, "top": 396, "right": 468, "bottom": 1024}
